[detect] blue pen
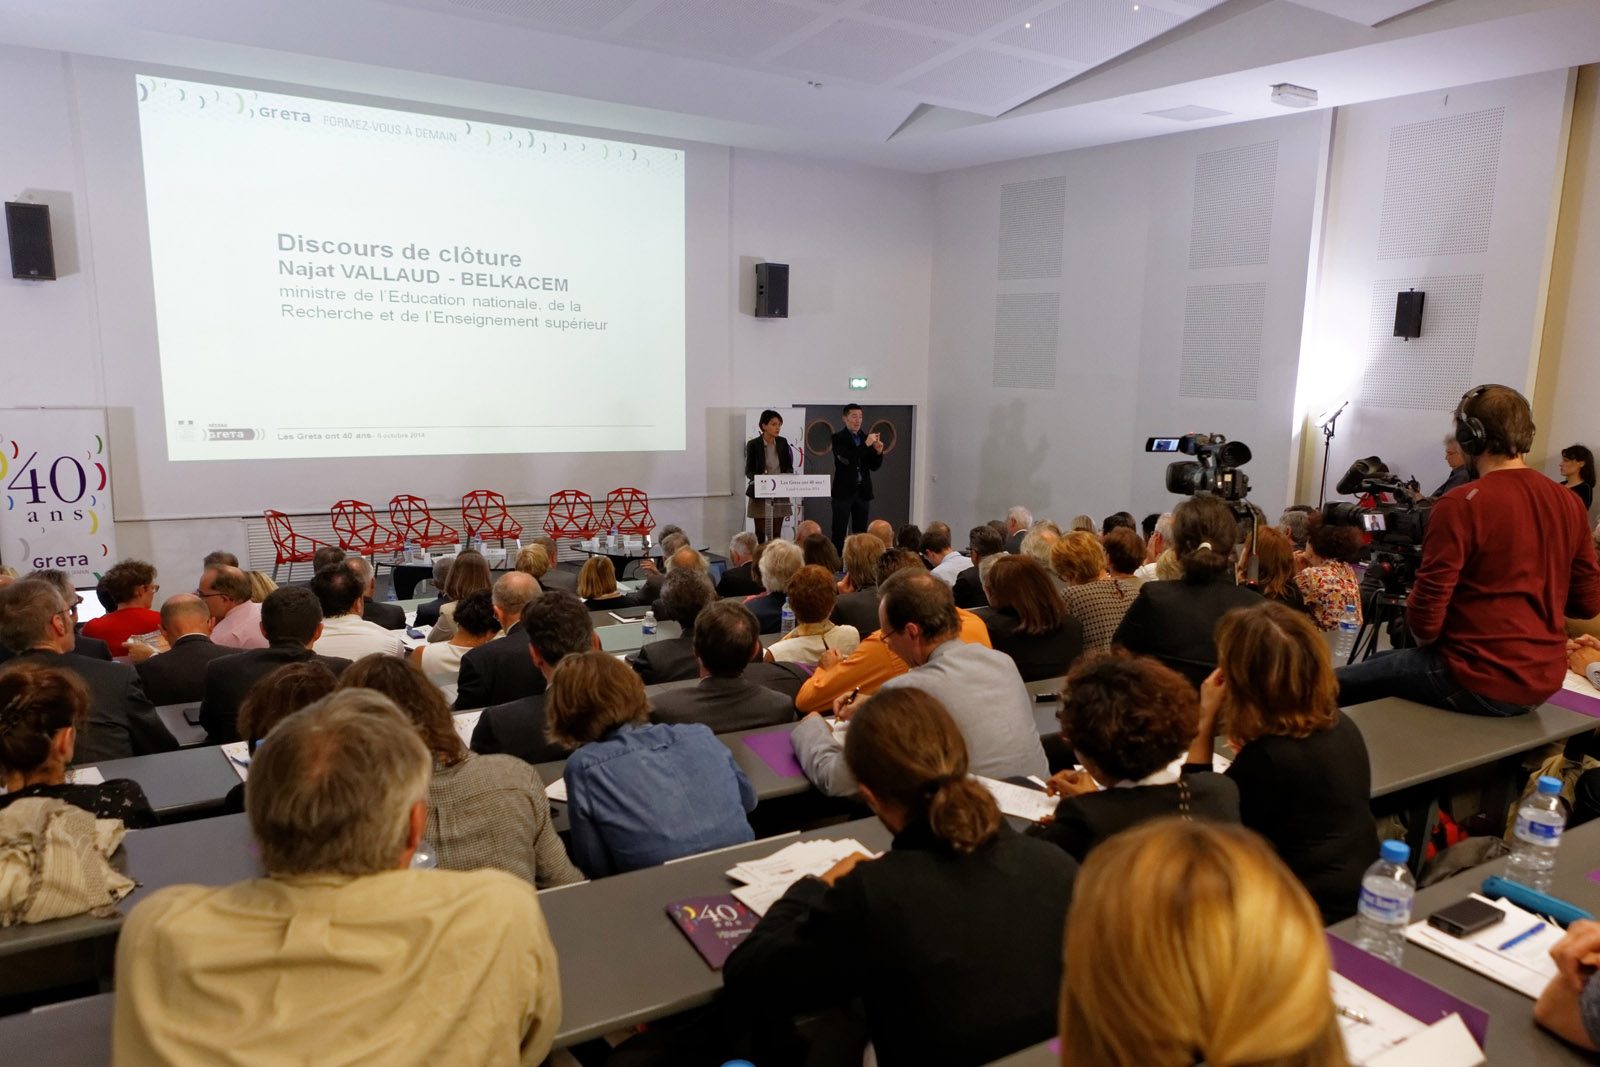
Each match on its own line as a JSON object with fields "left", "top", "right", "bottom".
{"left": 1497, "top": 921, "right": 1548, "bottom": 952}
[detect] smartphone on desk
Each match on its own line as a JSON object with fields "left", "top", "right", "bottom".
{"left": 1427, "top": 897, "right": 1506, "bottom": 938}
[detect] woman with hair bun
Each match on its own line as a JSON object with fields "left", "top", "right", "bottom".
{"left": 724, "top": 687, "right": 1078, "bottom": 1067}
{"left": 0, "top": 662, "right": 157, "bottom": 827}
{"left": 1060, "top": 818, "right": 1348, "bottom": 1067}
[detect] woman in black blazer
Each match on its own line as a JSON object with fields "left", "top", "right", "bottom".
{"left": 744, "top": 409, "right": 794, "bottom": 543}
{"left": 723, "top": 687, "right": 1078, "bottom": 1067}
{"left": 976, "top": 554, "right": 1084, "bottom": 681}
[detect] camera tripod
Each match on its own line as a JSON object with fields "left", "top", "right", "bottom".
{"left": 1347, "top": 589, "right": 1407, "bottom": 664}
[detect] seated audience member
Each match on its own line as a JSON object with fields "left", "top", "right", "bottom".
{"left": 577, "top": 555, "right": 636, "bottom": 611}
{"left": 1054, "top": 532, "right": 1139, "bottom": 654}
{"left": 1293, "top": 520, "right": 1364, "bottom": 631}
{"left": 1113, "top": 495, "right": 1262, "bottom": 686}
{"left": 113, "top": 693, "right": 561, "bottom": 1065}
{"left": 1100, "top": 511, "right": 1137, "bottom": 537}
{"left": 223, "top": 660, "right": 339, "bottom": 813}
{"left": 867, "top": 518, "right": 895, "bottom": 549}
{"left": 312, "top": 545, "right": 345, "bottom": 572}
{"left": 1036, "top": 654, "right": 1237, "bottom": 861}
{"left": 513, "top": 542, "right": 552, "bottom": 588}
{"left": 794, "top": 570, "right": 1046, "bottom": 796}
{"left": 1134, "top": 512, "right": 1174, "bottom": 581}
{"left": 1535, "top": 918, "right": 1600, "bottom": 1051}
{"left": 1060, "top": 819, "right": 1344, "bottom": 1067}
{"left": 548, "top": 651, "right": 756, "bottom": 876}
{"left": 412, "top": 589, "right": 499, "bottom": 701}
{"left": 428, "top": 549, "right": 495, "bottom": 642}
{"left": 628, "top": 569, "right": 715, "bottom": 684}
{"left": 831, "top": 534, "right": 884, "bottom": 633}
{"left": 801, "top": 532, "right": 843, "bottom": 576}
{"left": 345, "top": 555, "right": 404, "bottom": 631}
{"left": 248, "top": 572, "right": 277, "bottom": 604}
{"left": 1102, "top": 527, "right": 1146, "bottom": 589}
{"left": 413, "top": 555, "right": 453, "bottom": 627}
{"left": 1020, "top": 526, "right": 1064, "bottom": 594}
{"left": 1563, "top": 443, "right": 1597, "bottom": 510}
{"left": 470, "top": 589, "right": 592, "bottom": 762}
{"left": 725, "top": 688, "right": 1077, "bottom": 1066}
{"left": 10, "top": 569, "right": 109, "bottom": 663}
{"left": 922, "top": 528, "right": 972, "bottom": 588}
{"left": 198, "top": 563, "right": 267, "bottom": 651}
{"left": 796, "top": 549, "right": 993, "bottom": 714}
{"left": 976, "top": 555, "right": 1084, "bottom": 681}
{"left": 1242, "top": 525, "right": 1308, "bottom": 615}
{"left": 81, "top": 559, "right": 162, "bottom": 657}
{"left": 650, "top": 601, "right": 797, "bottom": 732}
{"left": 1141, "top": 513, "right": 1160, "bottom": 539}
{"left": 768, "top": 565, "right": 860, "bottom": 666}
{"left": 133, "top": 593, "right": 236, "bottom": 706}
{"left": 0, "top": 661, "right": 157, "bottom": 828}
{"left": 202, "top": 550, "right": 239, "bottom": 569}
{"left": 746, "top": 538, "right": 803, "bottom": 633}
{"left": 1187, "top": 602, "right": 1377, "bottom": 922}
{"left": 718, "top": 532, "right": 765, "bottom": 597}
{"left": 1279, "top": 505, "right": 1314, "bottom": 552}
{"left": 793, "top": 519, "right": 823, "bottom": 545}
{"left": 1069, "top": 514, "right": 1096, "bottom": 534}
{"left": 0, "top": 579, "right": 175, "bottom": 763}
{"left": 453, "top": 571, "right": 542, "bottom": 711}
{"left": 954, "top": 525, "right": 1002, "bottom": 609}
{"left": 894, "top": 524, "right": 923, "bottom": 555}
{"left": 529, "top": 535, "right": 578, "bottom": 595}
{"left": 1003, "top": 506, "right": 1033, "bottom": 554}
{"left": 310, "top": 564, "right": 405, "bottom": 660}
{"left": 199, "top": 586, "right": 351, "bottom": 744}
{"left": 339, "top": 656, "right": 581, "bottom": 888}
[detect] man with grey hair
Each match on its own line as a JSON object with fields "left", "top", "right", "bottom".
{"left": 114, "top": 692, "right": 560, "bottom": 1065}
{"left": 628, "top": 568, "right": 716, "bottom": 684}
{"left": 867, "top": 518, "right": 895, "bottom": 549}
{"left": 414, "top": 554, "right": 454, "bottom": 626}
{"left": 717, "top": 531, "right": 763, "bottom": 597}
{"left": 1004, "top": 506, "right": 1033, "bottom": 554}
{"left": 199, "top": 563, "right": 268, "bottom": 651}
{"left": 345, "top": 555, "right": 405, "bottom": 631}
{"left": 0, "top": 578, "right": 175, "bottom": 762}
{"left": 530, "top": 535, "right": 579, "bottom": 595}
{"left": 9, "top": 568, "right": 112, "bottom": 662}
{"left": 1135, "top": 512, "right": 1175, "bottom": 582}
{"left": 454, "top": 570, "right": 543, "bottom": 711}
{"left": 747, "top": 538, "right": 803, "bottom": 634}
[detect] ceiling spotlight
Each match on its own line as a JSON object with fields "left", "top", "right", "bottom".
{"left": 1270, "top": 83, "right": 1318, "bottom": 109}
{"left": 1023, "top": 21, "right": 1032, "bottom": 28}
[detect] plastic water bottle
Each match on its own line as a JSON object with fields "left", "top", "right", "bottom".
{"left": 1333, "top": 603, "right": 1360, "bottom": 664}
{"left": 641, "top": 609, "right": 657, "bottom": 637}
{"left": 1506, "top": 775, "right": 1567, "bottom": 891}
{"left": 1352, "top": 840, "right": 1415, "bottom": 964}
{"left": 780, "top": 598, "right": 796, "bottom": 635}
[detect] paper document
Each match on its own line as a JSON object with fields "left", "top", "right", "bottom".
{"left": 1332, "top": 971, "right": 1426, "bottom": 1063}
{"left": 220, "top": 741, "right": 252, "bottom": 782}
{"left": 1563, "top": 669, "right": 1600, "bottom": 700}
{"left": 725, "top": 837, "right": 875, "bottom": 916}
{"left": 1405, "top": 893, "right": 1561, "bottom": 998}
{"left": 452, "top": 710, "right": 482, "bottom": 749}
{"left": 974, "top": 775, "right": 1057, "bottom": 823}
{"left": 545, "top": 778, "right": 568, "bottom": 803}
{"left": 69, "top": 766, "right": 105, "bottom": 786}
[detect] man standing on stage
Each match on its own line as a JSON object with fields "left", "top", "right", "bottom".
{"left": 830, "top": 404, "right": 885, "bottom": 548}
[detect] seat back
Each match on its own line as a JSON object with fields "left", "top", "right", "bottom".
{"left": 461, "top": 489, "right": 523, "bottom": 540}
{"left": 601, "top": 488, "right": 654, "bottom": 536}
{"left": 543, "top": 490, "right": 599, "bottom": 540}
{"left": 330, "top": 499, "right": 400, "bottom": 553}
{"left": 263, "top": 509, "right": 297, "bottom": 561}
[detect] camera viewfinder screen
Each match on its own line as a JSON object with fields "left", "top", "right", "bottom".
{"left": 1147, "top": 437, "right": 1181, "bottom": 453}
{"left": 1362, "top": 513, "right": 1386, "bottom": 533}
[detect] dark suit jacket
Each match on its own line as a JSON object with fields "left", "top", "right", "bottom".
{"left": 952, "top": 566, "right": 988, "bottom": 610}
{"left": 414, "top": 595, "right": 448, "bottom": 627}
{"left": 1035, "top": 771, "right": 1239, "bottom": 863}
{"left": 1005, "top": 530, "right": 1026, "bottom": 554}
{"left": 627, "top": 633, "right": 700, "bottom": 685}
{"left": 469, "top": 693, "right": 571, "bottom": 764}
{"left": 831, "top": 587, "right": 881, "bottom": 635}
{"left": 975, "top": 608, "right": 1084, "bottom": 682}
{"left": 744, "top": 660, "right": 809, "bottom": 702}
{"left": 649, "top": 675, "right": 797, "bottom": 733}
{"left": 0, "top": 635, "right": 109, "bottom": 666}
{"left": 199, "top": 641, "right": 352, "bottom": 744}
{"left": 11, "top": 649, "right": 176, "bottom": 764}
{"left": 716, "top": 561, "right": 764, "bottom": 598}
{"left": 744, "top": 590, "right": 787, "bottom": 635}
{"left": 540, "top": 566, "right": 580, "bottom": 595}
{"left": 1111, "top": 576, "right": 1264, "bottom": 687}
{"left": 363, "top": 599, "right": 406, "bottom": 631}
{"left": 830, "top": 427, "right": 884, "bottom": 502}
{"left": 134, "top": 634, "right": 238, "bottom": 707}
{"left": 745, "top": 435, "right": 794, "bottom": 497}
{"left": 453, "top": 623, "right": 544, "bottom": 711}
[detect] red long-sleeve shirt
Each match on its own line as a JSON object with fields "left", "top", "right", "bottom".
{"left": 1408, "top": 467, "right": 1600, "bottom": 705}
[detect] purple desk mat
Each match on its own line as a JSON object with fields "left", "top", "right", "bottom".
{"left": 1327, "top": 932, "right": 1490, "bottom": 1048}
{"left": 1548, "top": 687, "right": 1600, "bottom": 719}
{"left": 741, "top": 730, "right": 806, "bottom": 778}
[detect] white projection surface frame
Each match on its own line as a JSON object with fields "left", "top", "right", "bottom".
{"left": 135, "top": 74, "right": 687, "bottom": 462}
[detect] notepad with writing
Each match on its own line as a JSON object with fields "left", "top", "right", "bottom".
{"left": 666, "top": 895, "right": 758, "bottom": 969}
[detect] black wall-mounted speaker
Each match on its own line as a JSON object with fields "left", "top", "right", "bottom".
{"left": 6, "top": 201, "right": 57, "bottom": 280}
{"left": 754, "top": 262, "right": 788, "bottom": 318}
{"left": 1394, "top": 289, "right": 1424, "bottom": 339}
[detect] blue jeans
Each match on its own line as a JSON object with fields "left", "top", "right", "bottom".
{"left": 1334, "top": 647, "right": 1536, "bottom": 717}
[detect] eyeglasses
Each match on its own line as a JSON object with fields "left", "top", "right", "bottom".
{"left": 196, "top": 589, "right": 226, "bottom": 600}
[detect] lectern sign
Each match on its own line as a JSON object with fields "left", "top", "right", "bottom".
{"left": 0, "top": 409, "right": 118, "bottom": 586}
{"left": 753, "top": 474, "right": 830, "bottom": 499}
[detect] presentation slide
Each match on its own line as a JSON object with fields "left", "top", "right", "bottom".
{"left": 134, "top": 75, "right": 686, "bottom": 462}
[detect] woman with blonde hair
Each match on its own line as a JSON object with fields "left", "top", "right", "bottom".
{"left": 1060, "top": 818, "right": 1347, "bottom": 1067}
{"left": 1186, "top": 601, "right": 1378, "bottom": 922}
{"left": 514, "top": 542, "right": 552, "bottom": 584}
{"left": 246, "top": 570, "right": 278, "bottom": 604}
{"left": 726, "top": 687, "right": 1077, "bottom": 1066}
{"left": 577, "top": 555, "right": 636, "bottom": 610}
{"left": 1054, "top": 531, "right": 1138, "bottom": 654}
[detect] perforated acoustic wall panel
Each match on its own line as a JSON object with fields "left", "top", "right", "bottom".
{"left": 1188, "top": 140, "right": 1278, "bottom": 270}
{"left": 1377, "top": 107, "right": 1504, "bottom": 260}
{"left": 1178, "top": 283, "right": 1266, "bottom": 401}
{"left": 997, "top": 175, "right": 1067, "bottom": 281}
{"left": 1360, "top": 274, "right": 1483, "bottom": 409}
{"left": 993, "top": 291, "right": 1060, "bottom": 390}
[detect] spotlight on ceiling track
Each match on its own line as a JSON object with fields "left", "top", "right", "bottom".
{"left": 1270, "top": 83, "right": 1318, "bottom": 109}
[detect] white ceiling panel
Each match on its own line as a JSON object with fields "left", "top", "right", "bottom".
{"left": 855, "top": 0, "right": 1055, "bottom": 37}
{"left": 770, "top": 18, "right": 956, "bottom": 85}
{"left": 620, "top": 0, "right": 823, "bottom": 63}
{"left": 994, "top": 0, "right": 1183, "bottom": 65}
{"left": 442, "top": 0, "right": 638, "bottom": 33}
{"left": 900, "top": 47, "right": 1081, "bottom": 114}
{"left": 1287, "top": 0, "right": 1437, "bottom": 28}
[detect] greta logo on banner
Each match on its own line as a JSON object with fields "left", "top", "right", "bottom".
{"left": 1, "top": 419, "right": 114, "bottom": 584}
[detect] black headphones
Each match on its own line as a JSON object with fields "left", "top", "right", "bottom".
{"left": 1453, "top": 384, "right": 1499, "bottom": 456}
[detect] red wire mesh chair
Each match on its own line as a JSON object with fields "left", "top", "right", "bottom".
{"left": 329, "top": 499, "right": 404, "bottom": 562}
{"left": 542, "top": 490, "right": 600, "bottom": 545}
{"left": 388, "top": 494, "right": 460, "bottom": 550}
{"left": 600, "top": 488, "right": 655, "bottom": 537}
{"left": 461, "top": 489, "right": 524, "bottom": 550}
{"left": 263, "top": 510, "right": 333, "bottom": 581}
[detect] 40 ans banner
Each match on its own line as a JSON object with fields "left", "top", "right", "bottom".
{"left": 0, "top": 409, "right": 117, "bottom": 587}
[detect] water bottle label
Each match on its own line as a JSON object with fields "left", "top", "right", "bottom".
{"left": 1358, "top": 886, "right": 1410, "bottom": 923}
{"left": 1515, "top": 815, "right": 1563, "bottom": 844}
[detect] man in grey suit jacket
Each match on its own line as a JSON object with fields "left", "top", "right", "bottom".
{"left": 649, "top": 601, "right": 796, "bottom": 734}
{"left": 531, "top": 536, "right": 580, "bottom": 595}
{"left": 627, "top": 568, "right": 715, "bottom": 684}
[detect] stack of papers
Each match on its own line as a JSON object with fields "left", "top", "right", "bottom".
{"left": 1332, "top": 972, "right": 1427, "bottom": 1063}
{"left": 68, "top": 766, "right": 105, "bottom": 786}
{"left": 1563, "top": 669, "right": 1600, "bottom": 700}
{"left": 974, "top": 775, "right": 1057, "bottom": 823}
{"left": 452, "top": 710, "right": 482, "bottom": 749}
{"left": 1406, "top": 893, "right": 1561, "bottom": 998}
{"left": 545, "top": 778, "right": 568, "bottom": 803}
{"left": 220, "top": 741, "right": 252, "bottom": 782}
{"left": 725, "top": 838, "right": 876, "bottom": 916}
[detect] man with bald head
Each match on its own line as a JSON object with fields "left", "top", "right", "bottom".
{"left": 867, "top": 519, "right": 894, "bottom": 549}
{"left": 453, "top": 571, "right": 544, "bottom": 710}
{"left": 135, "top": 593, "right": 238, "bottom": 705}
{"left": 200, "top": 564, "right": 267, "bottom": 650}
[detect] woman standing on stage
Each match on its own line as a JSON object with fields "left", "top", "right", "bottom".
{"left": 745, "top": 409, "right": 794, "bottom": 544}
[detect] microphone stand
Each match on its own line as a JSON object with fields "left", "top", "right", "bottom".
{"left": 1317, "top": 403, "right": 1347, "bottom": 508}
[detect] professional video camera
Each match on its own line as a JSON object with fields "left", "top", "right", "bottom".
{"left": 1146, "top": 433, "right": 1253, "bottom": 502}
{"left": 1320, "top": 456, "right": 1432, "bottom": 597}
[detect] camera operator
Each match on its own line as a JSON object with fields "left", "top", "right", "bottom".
{"left": 1335, "top": 384, "right": 1600, "bottom": 716}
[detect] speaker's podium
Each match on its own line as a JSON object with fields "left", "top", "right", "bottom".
{"left": 753, "top": 473, "right": 830, "bottom": 542}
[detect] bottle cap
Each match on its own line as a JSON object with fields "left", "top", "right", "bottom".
{"left": 1379, "top": 840, "right": 1410, "bottom": 864}
{"left": 1537, "top": 775, "right": 1563, "bottom": 795}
